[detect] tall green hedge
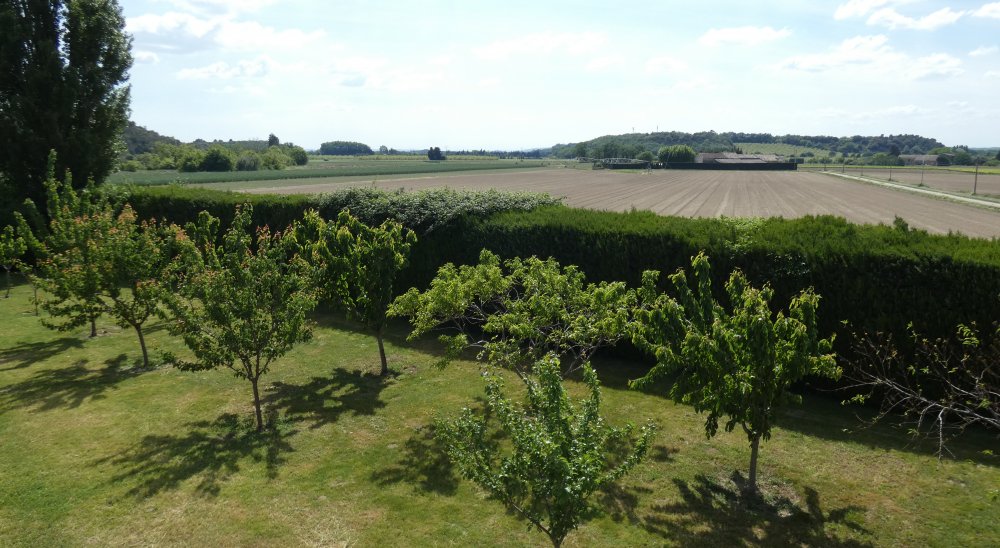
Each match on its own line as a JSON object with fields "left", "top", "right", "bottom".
{"left": 117, "top": 185, "right": 1000, "bottom": 348}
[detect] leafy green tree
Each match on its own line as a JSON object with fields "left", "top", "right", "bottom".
{"left": 286, "top": 145, "right": 308, "bottom": 166}
{"left": 572, "top": 142, "right": 588, "bottom": 158}
{"left": 261, "top": 146, "right": 292, "bottom": 170}
{"left": 390, "top": 249, "right": 636, "bottom": 376}
{"left": 438, "top": 354, "right": 653, "bottom": 548}
{"left": 995, "top": 149, "right": 1000, "bottom": 162}
{"left": 630, "top": 252, "right": 839, "bottom": 494}
{"left": 21, "top": 160, "right": 118, "bottom": 336}
{"left": 0, "top": 225, "right": 26, "bottom": 298}
{"left": 0, "top": 0, "right": 132, "bottom": 206}
{"left": 658, "top": 145, "right": 696, "bottom": 164}
{"left": 427, "top": 146, "right": 445, "bottom": 161}
{"left": 636, "top": 150, "right": 655, "bottom": 162}
{"left": 294, "top": 210, "right": 416, "bottom": 376}
{"left": 164, "top": 205, "right": 319, "bottom": 431}
{"left": 199, "top": 145, "right": 235, "bottom": 172}
{"left": 267, "top": 133, "right": 279, "bottom": 147}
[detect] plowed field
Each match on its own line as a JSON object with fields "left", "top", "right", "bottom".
{"left": 239, "top": 168, "right": 1000, "bottom": 238}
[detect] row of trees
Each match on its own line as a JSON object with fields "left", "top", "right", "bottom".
{"left": 120, "top": 141, "right": 308, "bottom": 172}
{"left": 388, "top": 248, "right": 840, "bottom": 545}
{"left": 6, "top": 160, "right": 415, "bottom": 432}
{"left": 553, "top": 131, "right": 950, "bottom": 160}
{"left": 319, "top": 141, "right": 373, "bottom": 155}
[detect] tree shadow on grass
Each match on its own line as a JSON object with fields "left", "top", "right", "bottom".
{"left": 370, "top": 423, "right": 460, "bottom": 496}
{"left": 0, "top": 336, "right": 85, "bottom": 371}
{"left": 643, "top": 473, "right": 872, "bottom": 547}
{"left": 263, "top": 368, "right": 390, "bottom": 430}
{"left": 94, "top": 411, "right": 295, "bottom": 499}
{"left": 0, "top": 353, "right": 148, "bottom": 412}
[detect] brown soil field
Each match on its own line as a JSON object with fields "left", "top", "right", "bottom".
{"left": 240, "top": 168, "right": 1000, "bottom": 238}
{"left": 804, "top": 166, "right": 1000, "bottom": 197}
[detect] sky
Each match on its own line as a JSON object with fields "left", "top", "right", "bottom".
{"left": 124, "top": 0, "right": 1000, "bottom": 150}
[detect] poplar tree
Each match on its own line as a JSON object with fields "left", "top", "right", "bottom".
{"left": 0, "top": 0, "right": 132, "bottom": 205}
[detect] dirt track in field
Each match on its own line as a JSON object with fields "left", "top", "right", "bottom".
{"left": 804, "top": 166, "right": 1000, "bottom": 197}
{"left": 242, "top": 168, "right": 1000, "bottom": 238}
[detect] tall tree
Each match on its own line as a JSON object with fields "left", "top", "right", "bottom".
{"left": 267, "top": 133, "right": 280, "bottom": 147}
{"left": 0, "top": 0, "right": 132, "bottom": 206}
{"left": 164, "top": 206, "right": 319, "bottom": 431}
{"left": 630, "top": 252, "right": 839, "bottom": 494}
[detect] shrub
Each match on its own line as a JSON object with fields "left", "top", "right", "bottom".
{"left": 235, "top": 151, "right": 261, "bottom": 171}
{"left": 199, "top": 146, "right": 235, "bottom": 172}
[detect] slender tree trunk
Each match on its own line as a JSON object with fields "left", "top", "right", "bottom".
{"left": 90, "top": 316, "right": 97, "bottom": 338}
{"left": 550, "top": 533, "right": 562, "bottom": 548}
{"left": 376, "top": 327, "right": 388, "bottom": 377}
{"left": 251, "top": 377, "right": 263, "bottom": 432}
{"left": 32, "top": 285, "right": 38, "bottom": 315}
{"left": 134, "top": 323, "right": 149, "bottom": 368}
{"left": 748, "top": 434, "right": 761, "bottom": 494}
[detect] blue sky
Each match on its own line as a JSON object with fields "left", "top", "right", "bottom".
{"left": 124, "top": 0, "right": 1000, "bottom": 149}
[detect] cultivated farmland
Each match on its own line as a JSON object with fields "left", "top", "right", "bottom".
{"left": 803, "top": 166, "right": 1000, "bottom": 197}
{"left": 237, "top": 167, "right": 1000, "bottom": 239}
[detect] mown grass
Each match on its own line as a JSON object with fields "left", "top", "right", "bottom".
{"left": 107, "top": 159, "right": 555, "bottom": 186}
{"left": 1, "top": 280, "right": 998, "bottom": 547}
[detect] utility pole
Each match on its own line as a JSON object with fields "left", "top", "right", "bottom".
{"left": 973, "top": 159, "right": 980, "bottom": 195}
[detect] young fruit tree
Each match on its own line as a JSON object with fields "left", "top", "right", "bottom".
{"left": 18, "top": 161, "right": 117, "bottom": 336}
{"left": 437, "top": 354, "right": 654, "bottom": 548}
{"left": 164, "top": 206, "right": 319, "bottom": 432}
{"left": 0, "top": 225, "right": 26, "bottom": 298}
{"left": 293, "top": 209, "right": 415, "bottom": 376}
{"left": 389, "top": 249, "right": 637, "bottom": 376}
{"left": 630, "top": 252, "right": 839, "bottom": 494}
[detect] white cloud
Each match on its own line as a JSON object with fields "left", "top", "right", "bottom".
{"left": 986, "top": 70, "right": 1000, "bottom": 78}
{"left": 866, "top": 7, "right": 965, "bottom": 30}
{"left": 177, "top": 57, "right": 271, "bottom": 79}
{"left": 834, "top": 0, "right": 908, "bottom": 20}
{"left": 644, "top": 56, "right": 687, "bottom": 74}
{"left": 133, "top": 50, "right": 160, "bottom": 64}
{"left": 776, "top": 35, "right": 899, "bottom": 72}
{"left": 698, "top": 26, "right": 791, "bottom": 47}
{"left": 127, "top": 12, "right": 218, "bottom": 37}
{"left": 213, "top": 21, "right": 326, "bottom": 51}
{"left": 974, "top": 2, "right": 1000, "bottom": 19}
{"left": 775, "top": 35, "right": 963, "bottom": 80}
{"left": 585, "top": 55, "right": 623, "bottom": 72}
{"left": 906, "top": 53, "right": 964, "bottom": 79}
{"left": 970, "top": 45, "right": 999, "bottom": 56}
{"left": 474, "top": 31, "right": 607, "bottom": 60}
{"left": 160, "top": 0, "right": 279, "bottom": 16}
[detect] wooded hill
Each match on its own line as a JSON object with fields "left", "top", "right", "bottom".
{"left": 550, "top": 131, "right": 947, "bottom": 159}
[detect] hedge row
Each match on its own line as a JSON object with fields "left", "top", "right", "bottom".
{"left": 119, "top": 185, "right": 1000, "bottom": 348}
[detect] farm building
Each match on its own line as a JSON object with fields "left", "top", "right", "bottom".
{"left": 695, "top": 152, "right": 784, "bottom": 165}
{"left": 899, "top": 154, "right": 942, "bottom": 166}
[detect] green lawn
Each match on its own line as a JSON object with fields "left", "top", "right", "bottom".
{"left": 1, "top": 280, "right": 997, "bottom": 546}
{"left": 107, "top": 158, "right": 558, "bottom": 186}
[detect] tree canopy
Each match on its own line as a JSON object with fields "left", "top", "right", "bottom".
{"left": 0, "top": 0, "right": 132, "bottom": 206}
{"left": 319, "top": 141, "right": 373, "bottom": 155}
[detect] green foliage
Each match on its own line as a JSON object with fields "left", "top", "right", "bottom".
{"left": 437, "top": 354, "right": 654, "bottom": 547}
{"left": 0, "top": 224, "right": 26, "bottom": 298}
{"left": 235, "top": 151, "right": 261, "bottom": 172}
{"left": 391, "top": 249, "right": 637, "bottom": 375}
{"left": 260, "top": 146, "right": 293, "bottom": 170}
{"left": 658, "top": 145, "right": 696, "bottom": 163}
{"left": 0, "top": 0, "right": 132, "bottom": 206}
{"left": 319, "top": 141, "right": 373, "bottom": 155}
{"left": 630, "top": 252, "right": 840, "bottom": 492}
{"left": 427, "top": 146, "right": 445, "bottom": 161}
{"left": 199, "top": 146, "right": 236, "bottom": 172}
{"left": 636, "top": 151, "right": 655, "bottom": 162}
{"left": 293, "top": 209, "right": 416, "bottom": 375}
{"left": 163, "top": 204, "right": 319, "bottom": 431}
{"left": 287, "top": 145, "right": 308, "bottom": 166}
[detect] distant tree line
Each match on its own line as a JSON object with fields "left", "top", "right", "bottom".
{"left": 552, "top": 131, "right": 957, "bottom": 161}
{"left": 319, "top": 141, "right": 373, "bottom": 155}
{"left": 119, "top": 139, "right": 308, "bottom": 173}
